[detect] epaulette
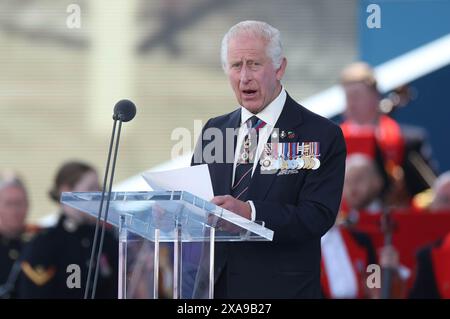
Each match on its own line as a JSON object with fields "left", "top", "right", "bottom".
{"left": 21, "top": 262, "right": 56, "bottom": 286}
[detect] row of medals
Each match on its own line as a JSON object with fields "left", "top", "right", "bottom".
{"left": 242, "top": 138, "right": 321, "bottom": 171}
{"left": 259, "top": 141, "right": 320, "bottom": 171}
{"left": 260, "top": 155, "right": 320, "bottom": 171}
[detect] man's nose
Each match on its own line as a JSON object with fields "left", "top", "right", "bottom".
{"left": 240, "top": 66, "right": 252, "bottom": 83}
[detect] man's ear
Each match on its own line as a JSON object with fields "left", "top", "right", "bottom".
{"left": 276, "top": 57, "right": 287, "bottom": 81}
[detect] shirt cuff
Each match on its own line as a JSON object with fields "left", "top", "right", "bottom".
{"left": 247, "top": 200, "right": 256, "bottom": 221}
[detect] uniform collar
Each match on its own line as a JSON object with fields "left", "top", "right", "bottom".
{"left": 240, "top": 87, "right": 286, "bottom": 127}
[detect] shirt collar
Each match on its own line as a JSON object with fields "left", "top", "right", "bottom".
{"left": 240, "top": 87, "right": 286, "bottom": 127}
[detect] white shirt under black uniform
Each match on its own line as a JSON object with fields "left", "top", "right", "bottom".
{"left": 232, "top": 88, "right": 287, "bottom": 221}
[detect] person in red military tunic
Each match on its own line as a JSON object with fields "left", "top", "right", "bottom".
{"left": 321, "top": 154, "right": 381, "bottom": 298}
{"left": 409, "top": 232, "right": 450, "bottom": 299}
{"left": 339, "top": 62, "right": 438, "bottom": 208}
{"left": 321, "top": 220, "right": 377, "bottom": 299}
{"left": 340, "top": 62, "right": 405, "bottom": 166}
{"left": 321, "top": 154, "right": 408, "bottom": 298}
{"left": 410, "top": 172, "right": 450, "bottom": 298}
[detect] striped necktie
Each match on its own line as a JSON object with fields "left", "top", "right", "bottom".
{"left": 231, "top": 116, "right": 266, "bottom": 201}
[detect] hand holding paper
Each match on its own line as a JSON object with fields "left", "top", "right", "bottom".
{"left": 142, "top": 164, "right": 214, "bottom": 200}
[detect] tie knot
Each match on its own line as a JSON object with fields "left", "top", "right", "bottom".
{"left": 247, "top": 116, "right": 266, "bottom": 130}
{"left": 249, "top": 116, "right": 259, "bottom": 127}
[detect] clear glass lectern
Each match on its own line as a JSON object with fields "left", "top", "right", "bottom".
{"left": 61, "top": 191, "right": 274, "bottom": 299}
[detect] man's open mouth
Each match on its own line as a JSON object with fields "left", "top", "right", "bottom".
{"left": 242, "top": 89, "right": 257, "bottom": 96}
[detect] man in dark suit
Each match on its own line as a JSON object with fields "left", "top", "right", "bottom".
{"left": 192, "top": 20, "right": 346, "bottom": 298}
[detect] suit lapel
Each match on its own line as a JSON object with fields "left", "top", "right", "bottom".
{"left": 248, "top": 93, "right": 304, "bottom": 201}
{"left": 209, "top": 109, "right": 240, "bottom": 196}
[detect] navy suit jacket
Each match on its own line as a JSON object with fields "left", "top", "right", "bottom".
{"left": 192, "top": 93, "right": 346, "bottom": 298}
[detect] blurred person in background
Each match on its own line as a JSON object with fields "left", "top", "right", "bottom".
{"left": 16, "top": 161, "right": 118, "bottom": 299}
{"left": 341, "top": 153, "right": 388, "bottom": 219}
{"left": 409, "top": 171, "right": 450, "bottom": 299}
{"left": 320, "top": 211, "right": 378, "bottom": 299}
{"left": 340, "top": 62, "right": 438, "bottom": 208}
{"left": 429, "top": 171, "right": 450, "bottom": 212}
{"left": 0, "top": 172, "right": 38, "bottom": 298}
{"left": 321, "top": 154, "right": 406, "bottom": 298}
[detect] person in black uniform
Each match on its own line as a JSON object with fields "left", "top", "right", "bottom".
{"left": 0, "top": 172, "right": 36, "bottom": 298}
{"left": 16, "top": 161, "right": 118, "bottom": 299}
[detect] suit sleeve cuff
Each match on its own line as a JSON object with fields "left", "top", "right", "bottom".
{"left": 247, "top": 200, "right": 256, "bottom": 221}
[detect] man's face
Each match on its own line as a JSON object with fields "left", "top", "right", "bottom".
{"left": 226, "top": 34, "right": 286, "bottom": 114}
{"left": 61, "top": 170, "right": 100, "bottom": 224}
{"left": 0, "top": 186, "right": 28, "bottom": 237}
{"left": 343, "top": 164, "right": 382, "bottom": 210}
{"left": 344, "top": 82, "right": 380, "bottom": 125}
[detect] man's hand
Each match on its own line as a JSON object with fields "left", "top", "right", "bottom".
{"left": 211, "top": 195, "right": 252, "bottom": 219}
{"left": 211, "top": 195, "right": 252, "bottom": 220}
{"left": 210, "top": 195, "right": 252, "bottom": 233}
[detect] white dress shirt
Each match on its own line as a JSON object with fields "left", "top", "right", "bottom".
{"left": 232, "top": 88, "right": 287, "bottom": 221}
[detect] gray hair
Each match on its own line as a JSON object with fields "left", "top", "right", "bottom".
{"left": 0, "top": 171, "right": 26, "bottom": 193}
{"left": 220, "top": 20, "right": 284, "bottom": 71}
{"left": 346, "top": 153, "right": 377, "bottom": 173}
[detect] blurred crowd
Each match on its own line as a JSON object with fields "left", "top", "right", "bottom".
{"left": 1, "top": 62, "right": 450, "bottom": 299}
{"left": 322, "top": 62, "right": 450, "bottom": 299}
{"left": 0, "top": 162, "right": 118, "bottom": 298}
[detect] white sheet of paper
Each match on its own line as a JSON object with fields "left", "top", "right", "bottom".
{"left": 141, "top": 164, "right": 214, "bottom": 200}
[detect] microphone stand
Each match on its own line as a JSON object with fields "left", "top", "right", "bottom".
{"left": 84, "top": 116, "right": 123, "bottom": 299}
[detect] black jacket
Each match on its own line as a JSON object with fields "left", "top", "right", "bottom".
{"left": 193, "top": 93, "right": 346, "bottom": 298}
{"left": 16, "top": 215, "right": 118, "bottom": 299}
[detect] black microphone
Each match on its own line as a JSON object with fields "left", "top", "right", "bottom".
{"left": 113, "top": 99, "right": 136, "bottom": 122}
{"left": 84, "top": 99, "right": 136, "bottom": 299}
